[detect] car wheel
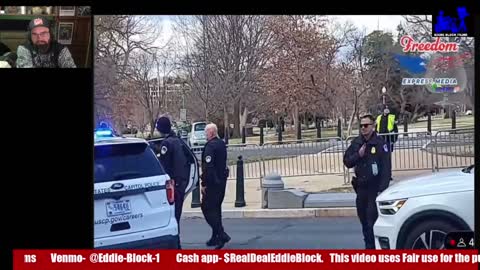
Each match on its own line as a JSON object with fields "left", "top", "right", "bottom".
{"left": 402, "top": 220, "right": 458, "bottom": 249}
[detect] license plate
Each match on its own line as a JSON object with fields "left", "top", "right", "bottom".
{"left": 106, "top": 200, "right": 132, "bottom": 217}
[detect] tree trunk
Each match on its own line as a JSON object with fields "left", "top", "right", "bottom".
{"left": 443, "top": 106, "right": 451, "bottom": 119}
{"left": 232, "top": 100, "right": 241, "bottom": 138}
{"left": 223, "top": 104, "right": 229, "bottom": 140}
{"left": 205, "top": 100, "right": 208, "bottom": 122}
{"left": 240, "top": 105, "right": 248, "bottom": 137}
{"left": 410, "top": 104, "right": 422, "bottom": 123}
{"left": 293, "top": 104, "right": 299, "bottom": 136}
{"left": 149, "top": 118, "right": 155, "bottom": 138}
{"left": 347, "top": 88, "right": 358, "bottom": 137}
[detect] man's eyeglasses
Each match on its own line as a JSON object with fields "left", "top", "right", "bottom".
{"left": 361, "top": 123, "right": 373, "bottom": 128}
{"left": 32, "top": 32, "right": 50, "bottom": 38}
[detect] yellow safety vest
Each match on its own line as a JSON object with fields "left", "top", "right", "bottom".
{"left": 376, "top": 114, "right": 395, "bottom": 132}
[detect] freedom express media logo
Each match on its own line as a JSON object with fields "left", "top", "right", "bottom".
{"left": 394, "top": 36, "right": 463, "bottom": 75}
{"left": 402, "top": 78, "right": 461, "bottom": 93}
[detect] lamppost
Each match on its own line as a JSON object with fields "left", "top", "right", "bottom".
{"left": 382, "top": 86, "right": 387, "bottom": 107}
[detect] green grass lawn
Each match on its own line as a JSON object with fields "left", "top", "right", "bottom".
{"left": 403, "top": 115, "right": 473, "bottom": 130}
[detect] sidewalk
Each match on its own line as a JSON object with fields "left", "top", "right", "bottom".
{"left": 182, "top": 169, "right": 433, "bottom": 219}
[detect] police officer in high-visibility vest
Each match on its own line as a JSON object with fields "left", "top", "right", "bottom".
{"left": 376, "top": 107, "right": 398, "bottom": 152}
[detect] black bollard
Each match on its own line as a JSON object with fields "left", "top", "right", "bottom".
{"left": 260, "top": 126, "right": 264, "bottom": 146}
{"left": 190, "top": 180, "right": 201, "bottom": 208}
{"left": 242, "top": 127, "right": 246, "bottom": 144}
{"left": 337, "top": 118, "right": 342, "bottom": 138}
{"left": 224, "top": 126, "right": 229, "bottom": 145}
{"left": 278, "top": 124, "right": 283, "bottom": 143}
{"left": 427, "top": 114, "right": 432, "bottom": 134}
{"left": 297, "top": 118, "right": 302, "bottom": 142}
{"left": 235, "top": 156, "right": 246, "bottom": 207}
{"left": 452, "top": 110, "right": 456, "bottom": 129}
{"left": 316, "top": 119, "right": 321, "bottom": 139}
{"left": 404, "top": 115, "right": 408, "bottom": 137}
{"left": 452, "top": 110, "right": 457, "bottom": 134}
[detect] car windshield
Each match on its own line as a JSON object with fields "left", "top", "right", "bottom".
{"left": 194, "top": 123, "right": 206, "bottom": 131}
{"left": 94, "top": 143, "right": 165, "bottom": 183}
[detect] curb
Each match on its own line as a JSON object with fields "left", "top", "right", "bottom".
{"left": 182, "top": 207, "right": 357, "bottom": 219}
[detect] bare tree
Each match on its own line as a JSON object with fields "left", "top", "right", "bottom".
{"left": 94, "top": 15, "right": 164, "bottom": 132}
{"left": 124, "top": 51, "right": 167, "bottom": 137}
{"left": 96, "top": 16, "right": 161, "bottom": 75}
{"left": 173, "top": 16, "right": 220, "bottom": 122}
{"left": 173, "top": 15, "right": 274, "bottom": 138}
{"left": 342, "top": 28, "right": 374, "bottom": 136}
{"left": 261, "top": 15, "right": 331, "bottom": 136}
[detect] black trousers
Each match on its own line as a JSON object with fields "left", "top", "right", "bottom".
{"left": 356, "top": 187, "right": 379, "bottom": 249}
{"left": 201, "top": 182, "right": 227, "bottom": 237}
{"left": 175, "top": 179, "right": 187, "bottom": 247}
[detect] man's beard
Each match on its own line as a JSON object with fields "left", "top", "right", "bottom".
{"left": 33, "top": 42, "right": 50, "bottom": 54}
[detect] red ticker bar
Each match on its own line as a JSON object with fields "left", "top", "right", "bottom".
{"left": 13, "top": 250, "right": 479, "bottom": 270}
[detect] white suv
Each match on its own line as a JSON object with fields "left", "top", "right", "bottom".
{"left": 374, "top": 165, "right": 474, "bottom": 249}
{"left": 94, "top": 130, "right": 198, "bottom": 249}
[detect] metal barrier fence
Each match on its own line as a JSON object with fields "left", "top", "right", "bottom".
{"left": 189, "top": 128, "right": 474, "bottom": 182}
{"left": 226, "top": 144, "right": 265, "bottom": 180}
{"left": 433, "top": 128, "right": 474, "bottom": 171}
{"left": 261, "top": 137, "right": 345, "bottom": 180}
{"left": 190, "top": 143, "right": 266, "bottom": 180}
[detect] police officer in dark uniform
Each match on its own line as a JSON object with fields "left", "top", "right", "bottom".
{"left": 343, "top": 114, "right": 392, "bottom": 249}
{"left": 201, "top": 123, "right": 231, "bottom": 249}
{"left": 156, "top": 116, "right": 192, "bottom": 249}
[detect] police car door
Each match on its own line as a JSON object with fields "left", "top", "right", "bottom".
{"left": 147, "top": 138, "right": 199, "bottom": 197}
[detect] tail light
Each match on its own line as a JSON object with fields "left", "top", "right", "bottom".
{"left": 166, "top": 179, "right": 175, "bottom": 205}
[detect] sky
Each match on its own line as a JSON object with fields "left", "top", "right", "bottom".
{"left": 331, "top": 15, "right": 405, "bottom": 36}
{"left": 154, "top": 15, "right": 406, "bottom": 48}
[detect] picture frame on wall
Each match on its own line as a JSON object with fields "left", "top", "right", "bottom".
{"left": 58, "top": 22, "right": 74, "bottom": 45}
{"left": 76, "top": 6, "right": 91, "bottom": 16}
{"left": 4, "top": 6, "right": 20, "bottom": 14}
{"left": 59, "top": 6, "right": 75, "bottom": 17}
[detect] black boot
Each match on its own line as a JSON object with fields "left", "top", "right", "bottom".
{"left": 177, "top": 237, "right": 182, "bottom": 249}
{"left": 215, "top": 232, "right": 231, "bottom": 250}
{"left": 206, "top": 234, "right": 217, "bottom": 246}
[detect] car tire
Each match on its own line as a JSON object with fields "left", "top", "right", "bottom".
{"left": 401, "top": 219, "right": 458, "bottom": 249}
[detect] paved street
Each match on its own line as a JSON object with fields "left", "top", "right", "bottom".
{"left": 180, "top": 217, "right": 365, "bottom": 249}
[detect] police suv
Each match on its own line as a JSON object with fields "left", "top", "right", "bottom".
{"left": 94, "top": 128, "right": 199, "bottom": 249}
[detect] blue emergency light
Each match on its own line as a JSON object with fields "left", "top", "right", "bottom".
{"left": 95, "top": 129, "right": 113, "bottom": 137}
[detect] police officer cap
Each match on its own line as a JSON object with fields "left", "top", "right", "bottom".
{"left": 156, "top": 116, "right": 171, "bottom": 134}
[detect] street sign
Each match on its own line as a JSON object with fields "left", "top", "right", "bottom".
{"left": 180, "top": 109, "right": 187, "bottom": 121}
